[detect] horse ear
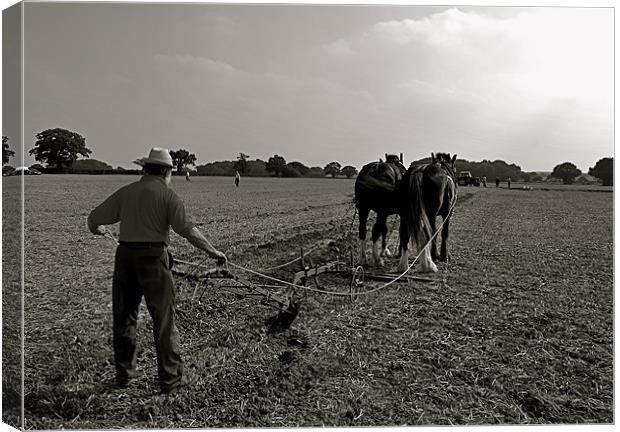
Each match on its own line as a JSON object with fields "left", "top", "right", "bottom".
{"left": 452, "top": 154, "right": 457, "bottom": 165}
{"left": 431, "top": 153, "right": 436, "bottom": 163}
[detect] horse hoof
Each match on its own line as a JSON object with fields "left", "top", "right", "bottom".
{"left": 438, "top": 253, "right": 451, "bottom": 262}
{"left": 420, "top": 262, "right": 438, "bottom": 273}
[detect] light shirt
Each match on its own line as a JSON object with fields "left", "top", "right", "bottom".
{"left": 88, "top": 175, "right": 195, "bottom": 245}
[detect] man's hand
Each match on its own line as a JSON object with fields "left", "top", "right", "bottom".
{"left": 214, "top": 251, "right": 227, "bottom": 267}
{"left": 185, "top": 227, "right": 227, "bottom": 267}
{"left": 93, "top": 225, "right": 108, "bottom": 236}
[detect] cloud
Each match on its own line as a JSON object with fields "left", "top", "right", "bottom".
{"left": 153, "top": 52, "right": 373, "bottom": 102}
{"left": 153, "top": 54, "right": 237, "bottom": 74}
{"left": 399, "top": 78, "right": 487, "bottom": 105}
{"left": 367, "top": 8, "right": 503, "bottom": 47}
{"left": 205, "top": 14, "right": 237, "bottom": 36}
{"left": 147, "top": 52, "right": 380, "bottom": 163}
{"left": 322, "top": 39, "right": 357, "bottom": 57}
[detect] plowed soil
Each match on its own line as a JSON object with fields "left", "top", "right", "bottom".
{"left": 6, "top": 175, "right": 612, "bottom": 428}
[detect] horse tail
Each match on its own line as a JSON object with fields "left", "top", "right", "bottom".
{"left": 403, "top": 168, "right": 433, "bottom": 249}
{"left": 354, "top": 176, "right": 364, "bottom": 209}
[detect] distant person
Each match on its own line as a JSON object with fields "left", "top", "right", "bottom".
{"left": 185, "top": 171, "right": 190, "bottom": 182}
{"left": 507, "top": 176, "right": 511, "bottom": 189}
{"left": 235, "top": 171, "right": 240, "bottom": 187}
{"left": 495, "top": 177, "right": 500, "bottom": 187}
{"left": 88, "top": 147, "right": 227, "bottom": 394}
{"left": 482, "top": 176, "right": 487, "bottom": 187}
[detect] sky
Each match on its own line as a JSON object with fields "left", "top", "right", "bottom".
{"left": 5, "top": 2, "right": 615, "bottom": 172}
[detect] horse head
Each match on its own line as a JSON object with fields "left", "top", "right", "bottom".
{"left": 385, "top": 154, "right": 406, "bottom": 176}
{"left": 431, "top": 152, "right": 457, "bottom": 180}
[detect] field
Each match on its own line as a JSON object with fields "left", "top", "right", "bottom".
{"left": 3, "top": 175, "right": 614, "bottom": 428}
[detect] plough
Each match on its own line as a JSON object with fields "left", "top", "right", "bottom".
{"left": 172, "top": 245, "right": 436, "bottom": 330}
{"left": 171, "top": 261, "right": 299, "bottom": 331}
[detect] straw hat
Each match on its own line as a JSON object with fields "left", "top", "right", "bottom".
{"left": 133, "top": 147, "right": 174, "bottom": 167}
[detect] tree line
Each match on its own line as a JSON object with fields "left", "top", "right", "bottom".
{"left": 1, "top": 127, "right": 613, "bottom": 186}
{"left": 198, "top": 153, "right": 358, "bottom": 178}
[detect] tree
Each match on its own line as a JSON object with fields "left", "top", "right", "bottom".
{"left": 245, "top": 159, "right": 268, "bottom": 176}
{"left": 588, "top": 157, "right": 613, "bottom": 186}
{"left": 29, "top": 128, "right": 91, "bottom": 169}
{"left": 169, "top": 149, "right": 197, "bottom": 174}
{"left": 307, "top": 166, "right": 326, "bottom": 178}
{"left": 266, "top": 155, "right": 287, "bottom": 177}
{"left": 414, "top": 156, "right": 526, "bottom": 181}
{"left": 287, "top": 161, "right": 309, "bottom": 177}
{"left": 234, "top": 152, "right": 250, "bottom": 174}
{"left": 282, "top": 165, "right": 302, "bottom": 177}
{"left": 522, "top": 171, "right": 543, "bottom": 183}
{"left": 3, "top": 136, "right": 15, "bottom": 165}
{"left": 550, "top": 162, "right": 582, "bottom": 185}
{"left": 341, "top": 165, "right": 358, "bottom": 179}
{"left": 324, "top": 161, "right": 341, "bottom": 178}
{"left": 71, "top": 159, "right": 113, "bottom": 170}
{"left": 196, "top": 161, "right": 235, "bottom": 176}
{"left": 3, "top": 165, "right": 15, "bottom": 175}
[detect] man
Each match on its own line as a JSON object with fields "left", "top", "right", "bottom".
{"left": 234, "top": 170, "right": 240, "bottom": 187}
{"left": 88, "top": 147, "right": 227, "bottom": 394}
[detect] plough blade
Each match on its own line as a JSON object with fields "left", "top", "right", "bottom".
{"left": 172, "top": 265, "right": 298, "bottom": 329}
{"left": 292, "top": 262, "right": 341, "bottom": 285}
{"left": 266, "top": 302, "right": 300, "bottom": 333}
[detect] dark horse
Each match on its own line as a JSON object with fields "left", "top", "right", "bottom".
{"left": 397, "top": 152, "right": 458, "bottom": 273}
{"left": 354, "top": 154, "right": 406, "bottom": 267}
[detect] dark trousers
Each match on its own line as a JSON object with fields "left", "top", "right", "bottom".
{"left": 112, "top": 244, "right": 184, "bottom": 391}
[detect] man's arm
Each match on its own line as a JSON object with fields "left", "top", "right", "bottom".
{"left": 87, "top": 215, "right": 108, "bottom": 235}
{"left": 184, "top": 227, "right": 227, "bottom": 266}
{"left": 167, "top": 191, "right": 227, "bottom": 265}
{"left": 88, "top": 192, "right": 121, "bottom": 235}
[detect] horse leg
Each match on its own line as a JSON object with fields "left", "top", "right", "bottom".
{"left": 397, "top": 222, "right": 410, "bottom": 272}
{"left": 438, "top": 184, "right": 456, "bottom": 262}
{"left": 439, "top": 216, "right": 451, "bottom": 262}
{"left": 371, "top": 214, "right": 386, "bottom": 267}
{"left": 429, "top": 215, "right": 439, "bottom": 261}
{"left": 358, "top": 207, "right": 370, "bottom": 266}
{"left": 394, "top": 235, "right": 401, "bottom": 258}
{"left": 380, "top": 215, "right": 392, "bottom": 257}
{"left": 415, "top": 219, "right": 438, "bottom": 273}
{"left": 418, "top": 240, "right": 438, "bottom": 273}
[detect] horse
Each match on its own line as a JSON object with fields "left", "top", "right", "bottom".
{"left": 354, "top": 154, "right": 406, "bottom": 267}
{"left": 397, "top": 152, "right": 458, "bottom": 273}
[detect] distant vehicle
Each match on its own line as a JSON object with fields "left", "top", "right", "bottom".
{"left": 457, "top": 171, "right": 480, "bottom": 186}
{"left": 12, "top": 166, "right": 42, "bottom": 176}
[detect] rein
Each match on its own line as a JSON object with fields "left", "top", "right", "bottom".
{"left": 97, "top": 186, "right": 456, "bottom": 300}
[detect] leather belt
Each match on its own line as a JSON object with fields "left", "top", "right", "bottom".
{"left": 119, "top": 241, "right": 166, "bottom": 248}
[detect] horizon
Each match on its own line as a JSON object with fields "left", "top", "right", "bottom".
{"left": 3, "top": 3, "right": 613, "bottom": 174}
{"left": 22, "top": 150, "right": 590, "bottom": 175}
